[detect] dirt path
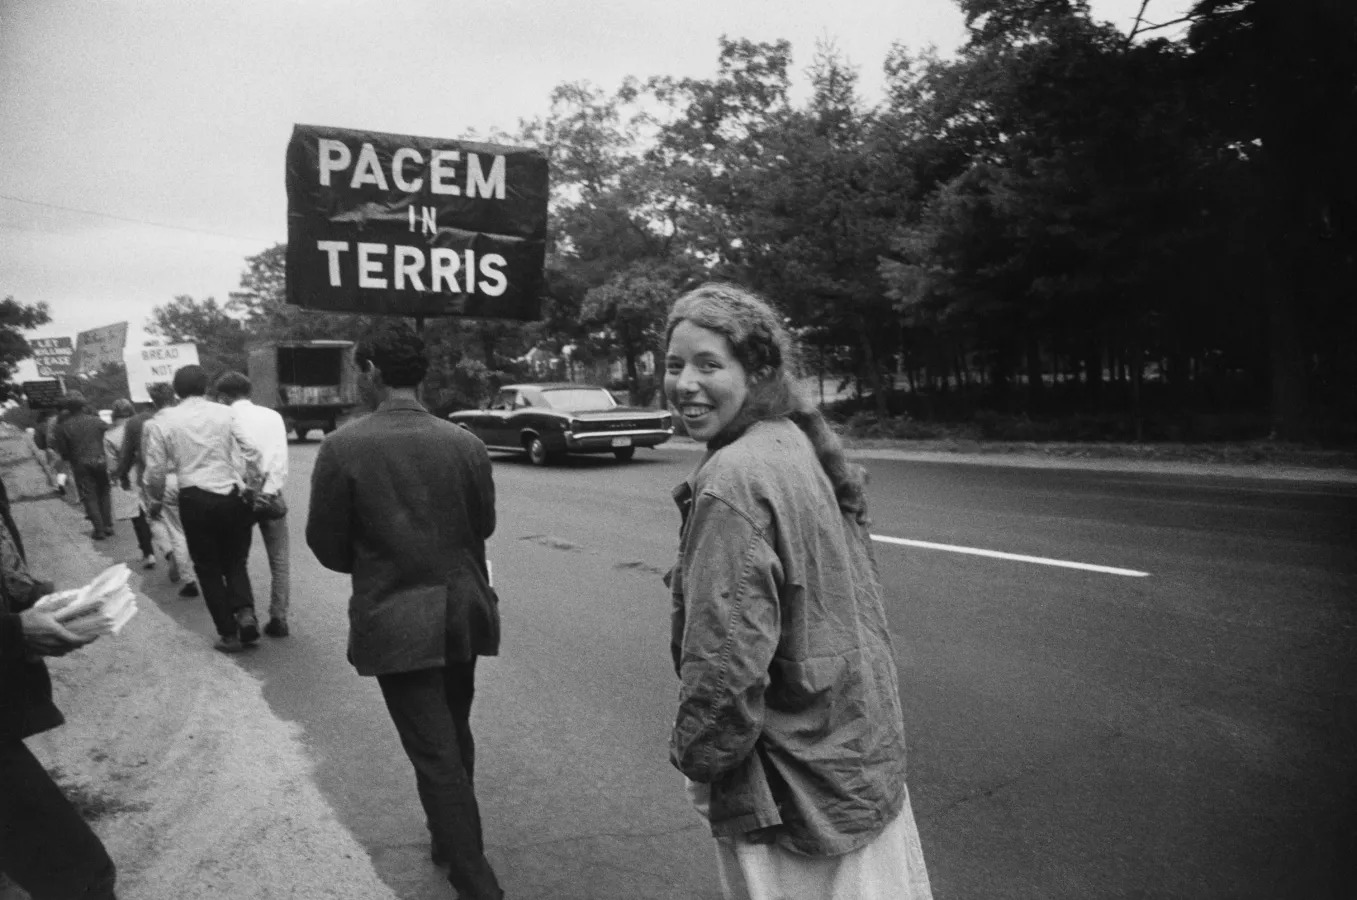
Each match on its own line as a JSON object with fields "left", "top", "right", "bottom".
{"left": 1, "top": 427, "right": 398, "bottom": 900}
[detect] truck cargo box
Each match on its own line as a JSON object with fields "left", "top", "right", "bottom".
{"left": 247, "top": 340, "right": 358, "bottom": 439}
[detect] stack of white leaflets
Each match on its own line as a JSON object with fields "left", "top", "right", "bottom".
{"left": 32, "top": 563, "right": 138, "bottom": 640}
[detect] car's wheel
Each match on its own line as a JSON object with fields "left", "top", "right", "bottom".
{"left": 613, "top": 446, "right": 636, "bottom": 462}
{"left": 526, "top": 436, "right": 550, "bottom": 466}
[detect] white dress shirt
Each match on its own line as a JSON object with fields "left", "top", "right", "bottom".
{"left": 143, "top": 396, "right": 258, "bottom": 500}
{"left": 227, "top": 398, "right": 289, "bottom": 495}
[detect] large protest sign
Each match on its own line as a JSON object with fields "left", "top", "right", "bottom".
{"left": 72, "top": 323, "right": 129, "bottom": 375}
{"left": 285, "top": 124, "right": 548, "bottom": 321}
{"left": 124, "top": 343, "right": 199, "bottom": 403}
{"left": 30, "top": 337, "right": 74, "bottom": 377}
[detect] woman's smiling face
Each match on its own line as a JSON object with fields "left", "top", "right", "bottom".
{"left": 664, "top": 320, "right": 751, "bottom": 444}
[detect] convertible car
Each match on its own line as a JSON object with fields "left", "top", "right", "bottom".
{"left": 448, "top": 383, "right": 673, "bottom": 465}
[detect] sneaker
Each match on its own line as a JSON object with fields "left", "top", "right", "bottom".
{"left": 178, "top": 582, "right": 200, "bottom": 598}
{"left": 236, "top": 609, "right": 260, "bottom": 645}
{"left": 141, "top": 554, "right": 156, "bottom": 569}
{"left": 214, "top": 634, "right": 244, "bottom": 654}
{"left": 263, "top": 618, "right": 289, "bottom": 638}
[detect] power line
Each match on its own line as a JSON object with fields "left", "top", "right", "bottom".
{"left": 0, "top": 193, "right": 277, "bottom": 244}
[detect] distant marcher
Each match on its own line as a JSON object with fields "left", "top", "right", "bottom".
{"left": 29, "top": 409, "right": 64, "bottom": 496}
{"left": 104, "top": 399, "right": 155, "bottom": 568}
{"left": 663, "top": 283, "right": 933, "bottom": 900}
{"left": 143, "top": 366, "right": 261, "bottom": 653}
{"left": 47, "top": 407, "right": 80, "bottom": 504}
{"left": 307, "top": 324, "right": 503, "bottom": 900}
{"left": 0, "top": 477, "right": 118, "bottom": 900}
{"left": 52, "top": 392, "right": 112, "bottom": 541}
{"left": 214, "top": 371, "right": 291, "bottom": 638}
{"left": 119, "top": 385, "right": 197, "bottom": 594}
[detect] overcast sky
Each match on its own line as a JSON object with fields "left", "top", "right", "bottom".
{"left": 0, "top": 0, "right": 1190, "bottom": 380}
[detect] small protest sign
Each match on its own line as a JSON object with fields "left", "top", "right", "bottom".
{"left": 22, "top": 380, "right": 64, "bottom": 410}
{"left": 30, "top": 337, "right": 74, "bottom": 378}
{"left": 72, "top": 323, "right": 129, "bottom": 375}
{"left": 124, "top": 343, "right": 199, "bottom": 403}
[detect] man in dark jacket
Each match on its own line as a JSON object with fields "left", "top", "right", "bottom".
{"left": 0, "top": 478, "right": 117, "bottom": 899}
{"left": 52, "top": 392, "right": 112, "bottom": 540}
{"left": 306, "top": 324, "right": 503, "bottom": 900}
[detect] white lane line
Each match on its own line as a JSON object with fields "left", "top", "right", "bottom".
{"left": 871, "top": 535, "right": 1150, "bottom": 578}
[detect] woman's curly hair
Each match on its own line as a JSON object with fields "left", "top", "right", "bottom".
{"left": 356, "top": 324, "right": 428, "bottom": 388}
{"left": 666, "top": 282, "right": 869, "bottom": 525}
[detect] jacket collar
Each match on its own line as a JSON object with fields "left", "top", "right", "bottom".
{"left": 375, "top": 396, "right": 428, "bottom": 414}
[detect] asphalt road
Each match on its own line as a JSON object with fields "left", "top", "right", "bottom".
{"left": 151, "top": 440, "right": 1357, "bottom": 899}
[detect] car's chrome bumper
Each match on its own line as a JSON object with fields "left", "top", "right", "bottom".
{"left": 563, "top": 429, "right": 673, "bottom": 451}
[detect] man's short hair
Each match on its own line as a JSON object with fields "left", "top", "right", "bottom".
{"left": 172, "top": 365, "right": 209, "bottom": 398}
{"left": 355, "top": 324, "right": 428, "bottom": 388}
{"left": 63, "top": 391, "right": 87, "bottom": 413}
{"left": 214, "top": 370, "right": 252, "bottom": 400}
{"left": 148, "top": 382, "right": 176, "bottom": 408}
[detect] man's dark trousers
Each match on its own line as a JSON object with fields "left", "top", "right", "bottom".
{"left": 377, "top": 658, "right": 503, "bottom": 900}
{"left": 178, "top": 486, "right": 255, "bottom": 637}
{"left": 0, "top": 740, "right": 117, "bottom": 899}
{"left": 73, "top": 462, "right": 113, "bottom": 535}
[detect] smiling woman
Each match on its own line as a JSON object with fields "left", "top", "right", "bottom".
{"left": 662, "top": 282, "right": 933, "bottom": 900}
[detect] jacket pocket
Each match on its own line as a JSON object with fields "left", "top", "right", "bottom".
{"left": 444, "top": 560, "right": 500, "bottom": 659}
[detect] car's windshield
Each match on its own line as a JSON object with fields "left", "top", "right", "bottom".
{"left": 539, "top": 389, "right": 617, "bottom": 412}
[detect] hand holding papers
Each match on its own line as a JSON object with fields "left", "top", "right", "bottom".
{"left": 32, "top": 563, "right": 139, "bottom": 641}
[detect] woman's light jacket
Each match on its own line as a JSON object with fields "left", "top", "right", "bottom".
{"left": 667, "top": 417, "right": 909, "bottom": 856}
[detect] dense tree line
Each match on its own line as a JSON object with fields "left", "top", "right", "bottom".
{"left": 139, "top": 0, "right": 1352, "bottom": 440}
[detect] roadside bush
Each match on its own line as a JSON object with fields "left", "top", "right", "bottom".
{"left": 0, "top": 405, "right": 37, "bottom": 431}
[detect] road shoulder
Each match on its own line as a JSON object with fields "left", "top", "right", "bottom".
{"left": 1, "top": 426, "right": 397, "bottom": 900}
{"left": 660, "top": 436, "right": 1357, "bottom": 485}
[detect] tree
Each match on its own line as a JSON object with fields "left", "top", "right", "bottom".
{"left": 580, "top": 262, "right": 697, "bottom": 404}
{"left": 228, "top": 243, "right": 380, "bottom": 343}
{"left": 145, "top": 295, "right": 248, "bottom": 378}
{"left": 70, "top": 362, "right": 131, "bottom": 409}
{"left": 1185, "top": 0, "right": 1357, "bottom": 437}
{"left": 0, "top": 296, "right": 52, "bottom": 400}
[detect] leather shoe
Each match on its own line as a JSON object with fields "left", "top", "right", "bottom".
{"left": 214, "top": 634, "right": 244, "bottom": 654}
{"left": 263, "top": 618, "right": 289, "bottom": 638}
{"left": 236, "top": 609, "right": 260, "bottom": 644}
{"left": 178, "top": 582, "right": 199, "bottom": 598}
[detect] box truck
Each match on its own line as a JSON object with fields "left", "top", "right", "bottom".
{"left": 247, "top": 340, "right": 358, "bottom": 440}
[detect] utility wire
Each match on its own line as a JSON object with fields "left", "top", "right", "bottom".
{"left": 0, "top": 193, "right": 277, "bottom": 244}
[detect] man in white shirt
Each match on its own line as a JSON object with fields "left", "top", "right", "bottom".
{"left": 143, "top": 365, "right": 262, "bottom": 654}
{"left": 121, "top": 382, "right": 198, "bottom": 598}
{"left": 214, "top": 371, "right": 291, "bottom": 638}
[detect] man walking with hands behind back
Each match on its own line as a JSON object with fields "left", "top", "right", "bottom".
{"left": 214, "top": 371, "right": 291, "bottom": 638}
{"left": 143, "top": 365, "right": 261, "bottom": 653}
{"left": 307, "top": 324, "right": 504, "bottom": 900}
